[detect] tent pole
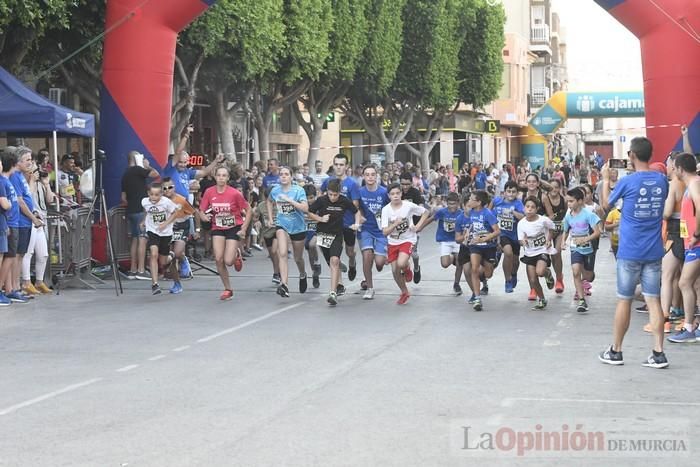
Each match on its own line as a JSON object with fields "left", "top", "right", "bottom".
{"left": 53, "top": 131, "right": 63, "bottom": 265}
{"left": 91, "top": 137, "right": 98, "bottom": 222}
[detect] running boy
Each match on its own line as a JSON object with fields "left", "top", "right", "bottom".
{"left": 464, "top": 190, "right": 501, "bottom": 311}
{"left": 492, "top": 181, "right": 525, "bottom": 293}
{"left": 381, "top": 183, "right": 430, "bottom": 305}
{"left": 358, "top": 164, "right": 390, "bottom": 299}
{"left": 424, "top": 192, "right": 465, "bottom": 295}
{"left": 142, "top": 183, "right": 180, "bottom": 295}
{"left": 517, "top": 196, "right": 556, "bottom": 310}
{"left": 561, "top": 187, "right": 601, "bottom": 313}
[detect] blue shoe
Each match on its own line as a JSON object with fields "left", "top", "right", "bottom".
{"left": 0, "top": 293, "right": 11, "bottom": 306}
{"left": 695, "top": 328, "right": 700, "bottom": 342}
{"left": 468, "top": 294, "right": 477, "bottom": 304}
{"left": 669, "top": 307, "right": 684, "bottom": 321}
{"left": 505, "top": 280, "right": 514, "bottom": 294}
{"left": 511, "top": 274, "right": 518, "bottom": 289}
{"left": 169, "top": 282, "right": 183, "bottom": 294}
{"left": 667, "top": 328, "right": 697, "bottom": 343}
{"left": 179, "top": 256, "right": 192, "bottom": 279}
{"left": 6, "top": 290, "right": 28, "bottom": 303}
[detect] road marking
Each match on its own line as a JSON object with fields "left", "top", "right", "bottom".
{"left": 116, "top": 364, "right": 140, "bottom": 373}
{"left": 503, "top": 397, "right": 700, "bottom": 407}
{"left": 197, "top": 302, "right": 304, "bottom": 343}
{"left": 0, "top": 378, "right": 103, "bottom": 416}
{"left": 148, "top": 354, "right": 167, "bottom": 361}
{"left": 172, "top": 345, "right": 191, "bottom": 352}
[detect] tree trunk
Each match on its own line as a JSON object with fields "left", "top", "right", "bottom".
{"left": 252, "top": 127, "right": 260, "bottom": 163}
{"left": 215, "top": 89, "right": 236, "bottom": 162}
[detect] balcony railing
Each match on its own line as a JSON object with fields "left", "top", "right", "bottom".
{"left": 531, "top": 24, "right": 550, "bottom": 44}
{"left": 531, "top": 86, "right": 550, "bottom": 107}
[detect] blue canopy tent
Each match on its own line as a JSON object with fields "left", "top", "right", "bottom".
{"left": 0, "top": 65, "right": 96, "bottom": 266}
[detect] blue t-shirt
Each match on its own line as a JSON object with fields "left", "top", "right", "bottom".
{"left": 474, "top": 172, "right": 487, "bottom": 190}
{"left": 563, "top": 208, "right": 600, "bottom": 255}
{"left": 321, "top": 176, "right": 361, "bottom": 227}
{"left": 359, "top": 186, "right": 389, "bottom": 237}
{"left": 467, "top": 207, "right": 499, "bottom": 248}
{"left": 10, "top": 172, "right": 34, "bottom": 228}
{"left": 455, "top": 212, "right": 471, "bottom": 242}
{"left": 164, "top": 164, "right": 197, "bottom": 198}
{"left": 492, "top": 197, "right": 524, "bottom": 241}
{"left": 607, "top": 171, "right": 668, "bottom": 261}
{"left": 262, "top": 173, "right": 280, "bottom": 191}
{"left": 270, "top": 184, "right": 307, "bottom": 234}
{"left": 0, "top": 178, "right": 8, "bottom": 234}
{"left": 433, "top": 207, "right": 463, "bottom": 242}
{"left": 0, "top": 175, "right": 19, "bottom": 228}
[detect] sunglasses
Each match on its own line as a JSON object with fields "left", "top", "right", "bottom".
{"left": 163, "top": 186, "right": 175, "bottom": 190}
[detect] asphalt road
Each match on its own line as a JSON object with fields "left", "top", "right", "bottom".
{"left": 0, "top": 225, "right": 697, "bottom": 466}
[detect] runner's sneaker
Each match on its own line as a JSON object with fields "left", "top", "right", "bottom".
{"left": 528, "top": 288, "right": 537, "bottom": 301}
{"left": 234, "top": 249, "right": 243, "bottom": 272}
{"left": 363, "top": 288, "right": 375, "bottom": 300}
{"left": 403, "top": 267, "right": 413, "bottom": 283}
{"left": 327, "top": 291, "right": 338, "bottom": 306}
{"left": 576, "top": 299, "right": 589, "bottom": 313}
{"left": 220, "top": 289, "right": 233, "bottom": 301}
{"left": 504, "top": 280, "right": 513, "bottom": 294}
{"left": 667, "top": 327, "right": 696, "bottom": 343}
{"left": 169, "top": 282, "right": 183, "bottom": 294}
{"left": 277, "top": 283, "right": 290, "bottom": 298}
{"left": 151, "top": 284, "right": 162, "bottom": 296}
{"left": 348, "top": 264, "right": 357, "bottom": 281}
{"left": 511, "top": 274, "right": 518, "bottom": 289}
{"left": 532, "top": 298, "right": 547, "bottom": 310}
{"left": 555, "top": 279, "right": 564, "bottom": 294}
{"left": 453, "top": 283, "right": 463, "bottom": 296}
{"left": 643, "top": 321, "right": 672, "bottom": 334}
{"left": 642, "top": 350, "right": 669, "bottom": 369}
{"left": 252, "top": 243, "right": 264, "bottom": 251}
{"left": 598, "top": 345, "right": 624, "bottom": 365}
{"left": 468, "top": 294, "right": 477, "bottom": 305}
{"left": 272, "top": 273, "right": 281, "bottom": 285}
{"left": 125, "top": 271, "right": 137, "bottom": 280}
{"left": 413, "top": 266, "right": 421, "bottom": 284}
{"left": 669, "top": 307, "right": 683, "bottom": 320}
{"left": 179, "top": 256, "right": 192, "bottom": 279}
{"left": 695, "top": 327, "right": 700, "bottom": 341}
{"left": 0, "top": 293, "right": 11, "bottom": 306}
{"left": 636, "top": 304, "right": 649, "bottom": 313}
{"left": 336, "top": 283, "right": 346, "bottom": 296}
{"left": 312, "top": 264, "right": 321, "bottom": 289}
{"left": 396, "top": 291, "right": 410, "bottom": 305}
{"left": 473, "top": 298, "right": 483, "bottom": 311}
{"left": 480, "top": 280, "right": 488, "bottom": 295}
{"left": 545, "top": 271, "right": 555, "bottom": 290}
{"left": 135, "top": 271, "right": 151, "bottom": 281}
{"left": 299, "top": 274, "right": 308, "bottom": 294}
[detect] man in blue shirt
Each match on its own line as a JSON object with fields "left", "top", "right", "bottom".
{"left": 358, "top": 164, "right": 389, "bottom": 299}
{"left": 166, "top": 126, "right": 224, "bottom": 199}
{"left": 321, "top": 154, "right": 361, "bottom": 286}
{"left": 262, "top": 158, "right": 281, "bottom": 190}
{"left": 599, "top": 136, "right": 669, "bottom": 369}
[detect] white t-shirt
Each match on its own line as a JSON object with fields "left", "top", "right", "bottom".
{"left": 381, "top": 201, "right": 426, "bottom": 245}
{"left": 142, "top": 197, "right": 178, "bottom": 236}
{"left": 517, "top": 215, "right": 555, "bottom": 257}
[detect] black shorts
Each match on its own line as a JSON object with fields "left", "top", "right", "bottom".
{"left": 274, "top": 226, "right": 306, "bottom": 242}
{"left": 457, "top": 244, "right": 470, "bottom": 265}
{"left": 500, "top": 236, "right": 521, "bottom": 257}
{"left": 521, "top": 253, "right": 551, "bottom": 267}
{"left": 212, "top": 225, "right": 241, "bottom": 241}
{"left": 17, "top": 227, "right": 31, "bottom": 255}
{"left": 318, "top": 232, "right": 344, "bottom": 263}
{"left": 666, "top": 219, "right": 684, "bottom": 261}
{"left": 200, "top": 220, "right": 212, "bottom": 231}
{"left": 6, "top": 227, "right": 19, "bottom": 258}
{"left": 264, "top": 236, "right": 275, "bottom": 248}
{"left": 172, "top": 221, "right": 191, "bottom": 243}
{"left": 147, "top": 231, "right": 172, "bottom": 256}
{"left": 470, "top": 246, "right": 498, "bottom": 265}
{"left": 342, "top": 227, "right": 356, "bottom": 247}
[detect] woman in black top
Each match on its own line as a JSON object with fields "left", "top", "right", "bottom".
{"left": 524, "top": 173, "right": 553, "bottom": 217}
{"left": 546, "top": 178, "right": 567, "bottom": 293}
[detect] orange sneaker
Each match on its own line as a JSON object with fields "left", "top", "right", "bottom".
{"left": 403, "top": 267, "right": 413, "bottom": 283}
{"left": 643, "top": 321, "right": 672, "bottom": 333}
{"left": 555, "top": 280, "right": 564, "bottom": 294}
{"left": 233, "top": 249, "right": 243, "bottom": 272}
{"left": 528, "top": 288, "right": 537, "bottom": 301}
{"left": 396, "top": 291, "right": 411, "bottom": 305}
{"left": 220, "top": 289, "right": 233, "bottom": 301}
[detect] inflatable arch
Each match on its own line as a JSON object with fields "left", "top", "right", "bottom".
{"left": 522, "top": 91, "right": 645, "bottom": 168}
{"left": 99, "top": 0, "right": 216, "bottom": 206}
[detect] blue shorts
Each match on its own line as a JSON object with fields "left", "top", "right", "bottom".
{"left": 358, "top": 230, "right": 388, "bottom": 257}
{"left": 0, "top": 234, "right": 7, "bottom": 254}
{"left": 684, "top": 246, "right": 700, "bottom": 263}
{"left": 571, "top": 250, "right": 595, "bottom": 271}
{"left": 305, "top": 230, "right": 317, "bottom": 249}
{"left": 616, "top": 258, "right": 661, "bottom": 299}
{"left": 127, "top": 212, "right": 146, "bottom": 238}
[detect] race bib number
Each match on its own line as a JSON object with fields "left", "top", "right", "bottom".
{"left": 152, "top": 212, "right": 166, "bottom": 224}
{"left": 307, "top": 221, "right": 317, "bottom": 232}
{"left": 375, "top": 211, "right": 382, "bottom": 223}
{"left": 391, "top": 219, "right": 409, "bottom": 238}
{"left": 172, "top": 230, "right": 185, "bottom": 242}
{"left": 443, "top": 220, "right": 455, "bottom": 232}
{"left": 215, "top": 215, "right": 236, "bottom": 228}
{"left": 531, "top": 233, "right": 547, "bottom": 248}
{"left": 317, "top": 232, "right": 336, "bottom": 249}
{"left": 498, "top": 217, "right": 514, "bottom": 231}
{"left": 680, "top": 220, "right": 689, "bottom": 239}
{"left": 279, "top": 202, "right": 295, "bottom": 214}
{"left": 571, "top": 233, "right": 591, "bottom": 249}
{"left": 553, "top": 221, "right": 563, "bottom": 233}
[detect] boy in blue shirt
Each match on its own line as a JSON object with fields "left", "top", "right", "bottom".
{"left": 492, "top": 181, "right": 525, "bottom": 293}
{"left": 424, "top": 192, "right": 465, "bottom": 295}
{"left": 358, "top": 165, "right": 390, "bottom": 299}
{"left": 561, "top": 187, "right": 601, "bottom": 313}
{"left": 463, "top": 190, "right": 500, "bottom": 311}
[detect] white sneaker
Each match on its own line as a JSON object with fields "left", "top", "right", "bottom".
{"left": 363, "top": 288, "right": 375, "bottom": 300}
